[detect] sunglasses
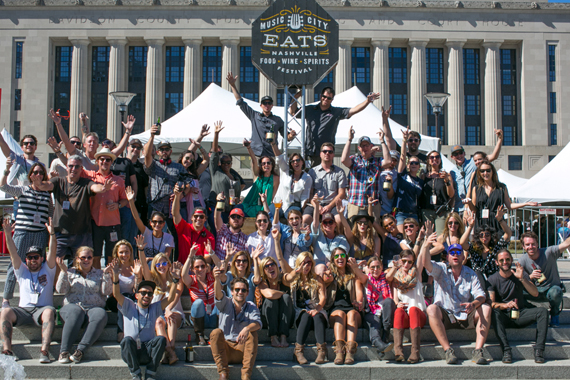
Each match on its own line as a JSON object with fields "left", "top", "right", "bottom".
{"left": 151, "top": 220, "right": 165, "bottom": 225}
{"left": 194, "top": 265, "right": 206, "bottom": 270}
{"left": 155, "top": 262, "right": 168, "bottom": 268}
{"left": 261, "top": 162, "right": 272, "bottom": 166}
{"left": 404, "top": 224, "right": 417, "bottom": 229}
{"left": 158, "top": 148, "right": 171, "bottom": 152}
{"left": 22, "top": 141, "right": 36, "bottom": 146}
{"left": 321, "top": 95, "right": 333, "bottom": 101}
{"left": 321, "top": 150, "right": 334, "bottom": 155}
{"left": 193, "top": 215, "right": 206, "bottom": 220}
{"left": 98, "top": 157, "right": 113, "bottom": 163}
{"left": 429, "top": 155, "right": 441, "bottom": 160}
{"left": 452, "top": 151, "right": 465, "bottom": 156}
{"left": 408, "top": 138, "right": 420, "bottom": 143}
{"left": 130, "top": 145, "right": 142, "bottom": 150}
{"left": 256, "top": 219, "right": 268, "bottom": 224}
{"left": 79, "top": 256, "right": 93, "bottom": 261}
{"left": 356, "top": 220, "right": 368, "bottom": 226}
{"left": 26, "top": 255, "right": 41, "bottom": 261}
{"left": 31, "top": 170, "right": 44, "bottom": 175}
{"left": 230, "top": 215, "right": 243, "bottom": 220}
{"left": 290, "top": 158, "right": 302, "bottom": 164}
{"left": 71, "top": 140, "right": 83, "bottom": 146}
{"left": 234, "top": 288, "right": 248, "bottom": 294}
{"left": 139, "top": 291, "right": 153, "bottom": 297}
{"left": 448, "top": 250, "right": 462, "bottom": 256}
{"left": 479, "top": 232, "right": 491, "bottom": 238}
{"left": 264, "top": 262, "right": 276, "bottom": 269}
{"left": 480, "top": 169, "right": 492, "bottom": 173}
{"left": 323, "top": 220, "right": 334, "bottom": 225}
{"left": 448, "top": 221, "right": 460, "bottom": 226}
{"left": 402, "top": 259, "right": 414, "bottom": 265}
{"left": 409, "top": 161, "right": 420, "bottom": 166}
{"left": 334, "top": 253, "right": 347, "bottom": 259}
{"left": 369, "top": 265, "right": 381, "bottom": 270}
{"left": 68, "top": 164, "right": 82, "bottom": 169}
{"left": 221, "top": 161, "right": 232, "bottom": 165}
{"left": 102, "top": 140, "right": 113, "bottom": 146}
{"left": 235, "top": 259, "right": 248, "bottom": 264}
{"left": 261, "top": 101, "right": 273, "bottom": 106}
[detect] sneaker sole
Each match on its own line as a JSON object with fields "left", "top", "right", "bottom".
{"left": 58, "top": 359, "right": 71, "bottom": 364}
{"left": 474, "top": 358, "right": 488, "bottom": 365}
{"left": 39, "top": 358, "right": 50, "bottom": 364}
{"left": 381, "top": 342, "right": 394, "bottom": 354}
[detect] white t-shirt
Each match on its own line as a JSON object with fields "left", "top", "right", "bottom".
{"left": 15, "top": 263, "right": 56, "bottom": 308}
{"left": 142, "top": 227, "right": 174, "bottom": 258}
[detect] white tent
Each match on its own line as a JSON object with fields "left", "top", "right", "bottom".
{"left": 130, "top": 83, "right": 440, "bottom": 155}
{"left": 512, "top": 141, "right": 570, "bottom": 203}
{"left": 497, "top": 169, "right": 528, "bottom": 198}
{"left": 0, "top": 129, "right": 24, "bottom": 200}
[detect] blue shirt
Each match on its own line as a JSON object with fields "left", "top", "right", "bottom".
{"left": 119, "top": 298, "right": 163, "bottom": 342}
{"left": 394, "top": 170, "right": 423, "bottom": 214}
{"left": 215, "top": 293, "right": 261, "bottom": 342}
{"left": 450, "top": 158, "right": 476, "bottom": 212}
{"left": 311, "top": 226, "right": 349, "bottom": 265}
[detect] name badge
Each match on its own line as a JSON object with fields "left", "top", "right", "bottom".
{"left": 30, "top": 293, "right": 39, "bottom": 305}
{"left": 206, "top": 304, "right": 212, "bottom": 314}
{"left": 33, "top": 213, "right": 41, "bottom": 224}
{"left": 136, "top": 337, "right": 141, "bottom": 350}
{"left": 430, "top": 195, "right": 437, "bottom": 205}
{"left": 482, "top": 209, "right": 489, "bottom": 219}
{"left": 62, "top": 200, "right": 71, "bottom": 210}
{"left": 110, "top": 232, "right": 118, "bottom": 242}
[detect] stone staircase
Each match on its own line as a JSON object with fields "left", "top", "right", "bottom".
{"left": 1, "top": 256, "right": 570, "bottom": 379}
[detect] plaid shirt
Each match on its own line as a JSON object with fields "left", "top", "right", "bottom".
{"left": 215, "top": 223, "right": 248, "bottom": 261}
{"left": 366, "top": 272, "right": 391, "bottom": 315}
{"left": 144, "top": 159, "right": 185, "bottom": 215}
{"left": 347, "top": 154, "right": 384, "bottom": 207}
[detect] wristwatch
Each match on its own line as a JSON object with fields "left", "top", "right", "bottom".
{"left": 172, "top": 277, "right": 180, "bottom": 284}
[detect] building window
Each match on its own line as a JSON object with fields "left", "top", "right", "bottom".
{"left": 352, "top": 47, "right": 370, "bottom": 95}
{"left": 13, "top": 121, "right": 21, "bottom": 142}
{"left": 240, "top": 47, "right": 259, "bottom": 102}
{"left": 426, "top": 48, "right": 443, "bottom": 85}
{"left": 508, "top": 155, "right": 522, "bottom": 171}
{"left": 426, "top": 102, "right": 445, "bottom": 143}
{"left": 276, "top": 87, "right": 297, "bottom": 107}
{"left": 549, "top": 155, "right": 556, "bottom": 162}
{"left": 15, "top": 42, "right": 23, "bottom": 79}
{"left": 389, "top": 47, "right": 408, "bottom": 126}
{"left": 165, "top": 46, "right": 184, "bottom": 120}
{"left": 128, "top": 46, "right": 147, "bottom": 134}
{"left": 91, "top": 46, "right": 110, "bottom": 140}
{"left": 54, "top": 46, "right": 72, "bottom": 138}
{"left": 503, "top": 126, "right": 515, "bottom": 146}
{"left": 466, "top": 126, "right": 481, "bottom": 146}
{"left": 501, "top": 49, "right": 518, "bottom": 145}
{"left": 313, "top": 71, "right": 335, "bottom": 102}
{"left": 427, "top": 125, "right": 444, "bottom": 141}
{"left": 550, "top": 123, "right": 557, "bottom": 146}
{"left": 202, "top": 46, "right": 222, "bottom": 91}
{"left": 463, "top": 49, "right": 480, "bottom": 85}
{"left": 549, "top": 92, "right": 556, "bottom": 114}
{"left": 465, "top": 95, "right": 480, "bottom": 116}
{"left": 549, "top": 45, "right": 556, "bottom": 82}
{"left": 14, "top": 89, "right": 21, "bottom": 111}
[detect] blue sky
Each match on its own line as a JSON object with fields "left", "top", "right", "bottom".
{"left": 549, "top": 0, "right": 570, "bottom": 2}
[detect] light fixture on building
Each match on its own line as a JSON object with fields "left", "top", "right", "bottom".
{"left": 109, "top": 91, "right": 137, "bottom": 122}
{"left": 424, "top": 92, "right": 450, "bottom": 142}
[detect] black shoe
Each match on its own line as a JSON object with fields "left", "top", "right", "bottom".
{"left": 373, "top": 338, "right": 394, "bottom": 354}
{"left": 502, "top": 350, "right": 512, "bottom": 364}
{"left": 534, "top": 349, "right": 545, "bottom": 364}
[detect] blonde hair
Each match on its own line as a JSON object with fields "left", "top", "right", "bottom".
{"left": 112, "top": 240, "right": 134, "bottom": 268}
{"left": 442, "top": 212, "right": 465, "bottom": 240}
{"left": 329, "top": 247, "right": 355, "bottom": 287}
{"left": 150, "top": 253, "right": 172, "bottom": 294}
{"left": 351, "top": 218, "right": 375, "bottom": 260}
{"left": 290, "top": 251, "right": 319, "bottom": 295}
{"left": 259, "top": 256, "right": 278, "bottom": 283}
{"left": 230, "top": 251, "right": 252, "bottom": 279}
{"left": 73, "top": 246, "right": 94, "bottom": 271}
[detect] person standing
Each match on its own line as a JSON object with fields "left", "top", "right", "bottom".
{"left": 0, "top": 133, "right": 44, "bottom": 186}
{"left": 210, "top": 266, "right": 262, "bottom": 380}
{"left": 290, "top": 87, "right": 380, "bottom": 167}
{"left": 127, "top": 139, "right": 149, "bottom": 233}
{"left": 488, "top": 249, "right": 548, "bottom": 364}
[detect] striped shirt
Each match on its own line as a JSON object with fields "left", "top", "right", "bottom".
{"left": 188, "top": 273, "right": 215, "bottom": 313}
{"left": 0, "top": 184, "right": 52, "bottom": 232}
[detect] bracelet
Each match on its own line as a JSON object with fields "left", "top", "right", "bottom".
{"left": 3, "top": 170, "right": 9, "bottom": 176}
{"left": 445, "top": 181, "right": 451, "bottom": 186}
{"left": 172, "top": 277, "right": 180, "bottom": 284}
{"left": 138, "top": 246, "right": 145, "bottom": 250}
{"left": 49, "top": 233, "right": 55, "bottom": 236}
{"left": 125, "top": 131, "right": 131, "bottom": 135}
{"left": 112, "top": 280, "right": 120, "bottom": 285}
{"left": 54, "top": 150, "right": 61, "bottom": 154}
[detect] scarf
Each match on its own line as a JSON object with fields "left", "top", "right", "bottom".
{"left": 393, "top": 267, "right": 418, "bottom": 294}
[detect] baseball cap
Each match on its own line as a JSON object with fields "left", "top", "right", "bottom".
{"left": 358, "top": 136, "right": 372, "bottom": 146}
{"left": 451, "top": 145, "right": 464, "bottom": 154}
{"left": 157, "top": 141, "right": 172, "bottom": 150}
{"left": 137, "top": 280, "right": 156, "bottom": 293}
{"left": 390, "top": 150, "right": 400, "bottom": 159}
{"left": 129, "top": 138, "right": 142, "bottom": 147}
{"left": 229, "top": 208, "right": 245, "bottom": 218}
{"left": 322, "top": 213, "right": 334, "bottom": 222}
{"left": 260, "top": 95, "right": 273, "bottom": 104}
{"left": 26, "top": 246, "right": 44, "bottom": 257}
{"left": 446, "top": 243, "right": 463, "bottom": 254}
{"left": 193, "top": 208, "right": 206, "bottom": 216}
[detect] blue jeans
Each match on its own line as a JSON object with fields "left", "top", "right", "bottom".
{"left": 120, "top": 207, "right": 135, "bottom": 248}
{"left": 396, "top": 211, "right": 419, "bottom": 225}
{"left": 525, "top": 285, "right": 563, "bottom": 316}
{"left": 190, "top": 299, "right": 219, "bottom": 328}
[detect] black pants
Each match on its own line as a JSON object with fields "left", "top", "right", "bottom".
{"left": 92, "top": 222, "right": 121, "bottom": 262}
{"left": 296, "top": 311, "right": 326, "bottom": 345}
{"left": 164, "top": 217, "right": 179, "bottom": 262}
{"left": 364, "top": 298, "right": 395, "bottom": 344}
{"left": 261, "top": 294, "right": 293, "bottom": 338}
{"left": 491, "top": 307, "right": 549, "bottom": 352}
{"left": 120, "top": 336, "right": 166, "bottom": 377}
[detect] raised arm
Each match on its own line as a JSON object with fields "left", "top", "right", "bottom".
{"left": 272, "top": 228, "right": 292, "bottom": 274}
{"left": 47, "top": 137, "right": 68, "bottom": 166}
{"left": 420, "top": 232, "right": 438, "bottom": 273}
{"left": 226, "top": 72, "right": 242, "bottom": 101}
{"left": 172, "top": 184, "right": 183, "bottom": 225}
{"left": 181, "top": 244, "right": 198, "bottom": 288}
{"left": 495, "top": 205, "right": 512, "bottom": 242}
{"left": 110, "top": 259, "right": 125, "bottom": 307}
{"left": 111, "top": 115, "right": 134, "bottom": 157}
{"left": 3, "top": 220, "right": 21, "bottom": 270}
{"left": 486, "top": 129, "right": 503, "bottom": 163}
{"left": 135, "top": 234, "right": 152, "bottom": 279}
{"left": 214, "top": 192, "right": 225, "bottom": 231}
{"left": 161, "top": 262, "right": 182, "bottom": 309}
{"left": 377, "top": 129, "right": 392, "bottom": 169}
{"left": 311, "top": 194, "right": 320, "bottom": 232}
{"left": 336, "top": 200, "right": 354, "bottom": 244}
{"left": 49, "top": 109, "right": 77, "bottom": 156}
{"left": 341, "top": 126, "right": 355, "bottom": 169}
{"left": 381, "top": 105, "right": 398, "bottom": 151}
{"left": 251, "top": 245, "right": 263, "bottom": 285}
{"left": 347, "top": 258, "right": 368, "bottom": 286}
{"left": 45, "top": 218, "right": 57, "bottom": 269}
{"left": 213, "top": 266, "right": 224, "bottom": 301}
{"left": 398, "top": 127, "right": 410, "bottom": 173}
{"left": 126, "top": 186, "right": 146, "bottom": 233}
{"left": 211, "top": 121, "right": 224, "bottom": 155}
{"left": 460, "top": 209, "right": 475, "bottom": 249}
{"left": 243, "top": 139, "right": 259, "bottom": 181}
{"left": 144, "top": 124, "right": 158, "bottom": 169}
{"left": 188, "top": 124, "right": 211, "bottom": 153}
{"left": 348, "top": 92, "right": 379, "bottom": 118}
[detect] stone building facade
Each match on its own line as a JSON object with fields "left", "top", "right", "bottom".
{"left": 1, "top": 0, "right": 569, "bottom": 178}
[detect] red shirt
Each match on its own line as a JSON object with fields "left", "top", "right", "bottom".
{"left": 175, "top": 218, "right": 215, "bottom": 263}
{"left": 82, "top": 170, "right": 126, "bottom": 226}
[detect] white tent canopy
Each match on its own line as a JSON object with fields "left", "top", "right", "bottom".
{"left": 0, "top": 129, "right": 24, "bottom": 200}
{"left": 497, "top": 169, "right": 528, "bottom": 198}
{"left": 131, "top": 83, "right": 440, "bottom": 155}
{"left": 513, "top": 141, "right": 570, "bottom": 203}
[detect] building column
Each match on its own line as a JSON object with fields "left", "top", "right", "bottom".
{"left": 259, "top": 74, "right": 277, "bottom": 103}
{"left": 68, "top": 38, "right": 90, "bottom": 138}
{"left": 335, "top": 39, "right": 353, "bottom": 93}
{"left": 183, "top": 38, "right": 202, "bottom": 107}
{"left": 221, "top": 39, "right": 240, "bottom": 92}
{"left": 409, "top": 39, "right": 429, "bottom": 134}
{"left": 144, "top": 38, "right": 165, "bottom": 130}
{"left": 106, "top": 38, "right": 128, "bottom": 143}
{"left": 446, "top": 40, "right": 466, "bottom": 146}
{"left": 482, "top": 40, "right": 503, "bottom": 146}
{"left": 371, "top": 39, "right": 391, "bottom": 110}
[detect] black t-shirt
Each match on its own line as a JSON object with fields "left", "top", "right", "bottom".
{"left": 487, "top": 271, "right": 531, "bottom": 309}
{"left": 395, "top": 170, "right": 423, "bottom": 214}
{"left": 131, "top": 159, "right": 149, "bottom": 211}
{"left": 111, "top": 157, "right": 135, "bottom": 188}
{"left": 50, "top": 177, "right": 95, "bottom": 235}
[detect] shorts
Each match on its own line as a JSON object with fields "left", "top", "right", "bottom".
{"left": 439, "top": 306, "right": 476, "bottom": 329}
{"left": 303, "top": 204, "right": 339, "bottom": 217}
{"left": 396, "top": 211, "right": 419, "bottom": 225}
{"left": 12, "top": 305, "right": 56, "bottom": 327}
{"left": 56, "top": 232, "right": 93, "bottom": 259}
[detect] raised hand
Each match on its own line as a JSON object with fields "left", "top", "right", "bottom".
{"left": 377, "top": 129, "right": 385, "bottom": 141}
{"left": 495, "top": 205, "right": 506, "bottom": 221}
{"left": 465, "top": 209, "right": 476, "bottom": 227}
{"left": 4, "top": 157, "right": 13, "bottom": 171}
{"left": 251, "top": 243, "right": 264, "bottom": 260}
{"left": 381, "top": 105, "right": 392, "bottom": 120}
{"left": 512, "top": 262, "right": 524, "bottom": 280}
{"left": 243, "top": 138, "right": 251, "bottom": 148}
{"left": 495, "top": 129, "right": 503, "bottom": 140}
{"left": 367, "top": 195, "right": 379, "bottom": 206}
{"left": 214, "top": 120, "right": 224, "bottom": 134}
{"left": 226, "top": 72, "right": 238, "bottom": 87}
{"left": 45, "top": 217, "right": 55, "bottom": 236}
{"left": 271, "top": 227, "right": 281, "bottom": 240}
{"left": 48, "top": 109, "right": 62, "bottom": 125}
{"left": 171, "top": 261, "right": 182, "bottom": 280}
{"left": 122, "top": 115, "right": 135, "bottom": 133}
{"left": 2, "top": 218, "right": 12, "bottom": 235}
{"left": 205, "top": 240, "right": 213, "bottom": 254}
{"left": 103, "top": 178, "right": 115, "bottom": 192}
{"left": 125, "top": 186, "right": 135, "bottom": 201}
{"left": 426, "top": 232, "right": 438, "bottom": 245}
{"left": 310, "top": 193, "right": 320, "bottom": 207}
{"left": 199, "top": 124, "right": 211, "bottom": 139}
{"left": 259, "top": 189, "right": 268, "bottom": 205}
{"left": 110, "top": 258, "right": 120, "bottom": 276}
{"left": 135, "top": 235, "right": 147, "bottom": 251}
{"left": 47, "top": 136, "right": 63, "bottom": 153}
{"left": 347, "top": 257, "right": 357, "bottom": 268}
{"left": 348, "top": 126, "right": 355, "bottom": 141}
{"left": 335, "top": 199, "right": 345, "bottom": 214}
{"left": 424, "top": 220, "right": 434, "bottom": 236}
{"left": 417, "top": 226, "right": 426, "bottom": 241}
{"left": 212, "top": 266, "right": 222, "bottom": 279}
{"left": 401, "top": 126, "right": 411, "bottom": 141}
{"left": 366, "top": 92, "right": 380, "bottom": 103}
{"left": 189, "top": 243, "right": 200, "bottom": 260}
{"left": 56, "top": 256, "right": 68, "bottom": 273}
{"left": 225, "top": 242, "right": 235, "bottom": 262}
{"left": 133, "top": 259, "right": 142, "bottom": 278}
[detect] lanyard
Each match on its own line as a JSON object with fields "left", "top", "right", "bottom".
{"left": 136, "top": 306, "right": 150, "bottom": 335}
{"left": 29, "top": 270, "right": 41, "bottom": 294}
{"left": 151, "top": 233, "right": 165, "bottom": 255}
{"left": 196, "top": 276, "right": 210, "bottom": 304}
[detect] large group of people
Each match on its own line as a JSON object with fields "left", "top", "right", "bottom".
{"left": 0, "top": 73, "right": 566, "bottom": 380}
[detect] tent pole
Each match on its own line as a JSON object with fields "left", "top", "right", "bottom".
{"left": 284, "top": 85, "right": 289, "bottom": 157}
{"left": 301, "top": 85, "right": 306, "bottom": 160}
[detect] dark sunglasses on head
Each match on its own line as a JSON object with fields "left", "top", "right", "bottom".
{"left": 22, "top": 141, "right": 36, "bottom": 146}
{"left": 321, "top": 150, "right": 334, "bottom": 155}
{"left": 234, "top": 287, "right": 248, "bottom": 294}
{"left": 321, "top": 95, "right": 333, "bottom": 101}
{"left": 26, "top": 255, "right": 40, "bottom": 261}
{"left": 139, "top": 291, "right": 153, "bottom": 297}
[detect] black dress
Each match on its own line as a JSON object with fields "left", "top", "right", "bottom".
{"left": 475, "top": 184, "right": 506, "bottom": 232}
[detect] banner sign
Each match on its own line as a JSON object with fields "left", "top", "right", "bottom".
{"left": 252, "top": 0, "right": 339, "bottom": 88}
{"left": 539, "top": 208, "right": 556, "bottom": 215}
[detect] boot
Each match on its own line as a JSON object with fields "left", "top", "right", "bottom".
{"left": 373, "top": 328, "right": 394, "bottom": 354}
{"left": 333, "top": 340, "right": 345, "bottom": 365}
{"left": 344, "top": 341, "right": 358, "bottom": 365}
{"left": 407, "top": 328, "right": 421, "bottom": 363}
{"left": 191, "top": 316, "right": 208, "bottom": 346}
{"left": 293, "top": 343, "right": 308, "bottom": 365}
{"left": 393, "top": 328, "right": 405, "bottom": 362}
{"left": 315, "top": 342, "right": 327, "bottom": 364}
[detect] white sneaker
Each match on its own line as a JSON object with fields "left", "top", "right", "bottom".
{"left": 39, "top": 350, "right": 50, "bottom": 364}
